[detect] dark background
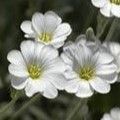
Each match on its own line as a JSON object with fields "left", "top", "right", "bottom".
{"left": 0, "top": 0, "right": 120, "bottom": 120}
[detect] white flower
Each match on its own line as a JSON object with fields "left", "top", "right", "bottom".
{"left": 101, "top": 108, "right": 120, "bottom": 120}
{"left": 103, "top": 42, "right": 120, "bottom": 73}
{"left": 7, "top": 40, "right": 67, "bottom": 99}
{"left": 61, "top": 37, "right": 118, "bottom": 98}
{"left": 20, "top": 11, "right": 72, "bottom": 48}
{"left": 91, "top": 0, "right": 120, "bottom": 17}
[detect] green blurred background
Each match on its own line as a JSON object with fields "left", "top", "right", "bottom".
{"left": 0, "top": 0, "right": 120, "bottom": 120}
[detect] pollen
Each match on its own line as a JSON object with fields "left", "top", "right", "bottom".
{"left": 110, "top": 0, "right": 120, "bottom": 5}
{"left": 79, "top": 66, "right": 95, "bottom": 81}
{"left": 28, "top": 65, "right": 42, "bottom": 79}
{"left": 39, "top": 33, "right": 52, "bottom": 43}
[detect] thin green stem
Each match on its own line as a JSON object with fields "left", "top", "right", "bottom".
{"left": 10, "top": 94, "right": 40, "bottom": 120}
{"left": 65, "top": 99, "right": 88, "bottom": 120}
{"left": 105, "top": 18, "right": 118, "bottom": 41}
{"left": 0, "top": 98, "right": 16, "bottom": 115}
{"left": 96, "top": 13, "right": 110, "bottom": 39}
{"left": 0, "top": 89, "right": 20, "bottom": 118}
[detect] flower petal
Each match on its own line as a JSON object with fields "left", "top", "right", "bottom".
{"left": 51, "top": 41, "right": 65, "bottom": 48}
{"left": 107, "top": 42, "right": 120, "bottom": 56}
{"left": 38, "top": 45, "right": 58, "bottom": 64}
{"left": 101, "top": 113, "right": 112, "bottom": 120}
{"left": 100, "top": 2, "right": 113, "bottom": 17}
{"left": 32, "top": 12, "right": 44, "bottom": 34}
{"left": 25, "top": 78, "right": 45, "bottom": 97}
{"left": 65, "top": 79, "right": 79, "bottom": 93}
{"left": 62, "top": 42, "right": 76, "bottom": 61}
{"left": 54, "top": 23, "right": 72, "bottom": 38}
{"left": 44, "top": 58, "right": 66, "bottom": 74}
{"left": 75, "top": 35, "right": 87, "bottom": 46}
{"left": 61, "top": 53, "right": 73, "bottom": 66}
{"left": 111, "top": 4, "right": 120, "bottom": 18}
{"left": 8, "top": 64, "right": 28, "bottom": 77}
{"left": 64, "top": 70, "right": 78, "bottom": 79}
{"left": 51, "top": 36, "right": 66, "bottom": 48}
{"left": 44, "top": 11, "right": 62, "bottom": 33}
{"left": 10, "top": 75, "right": 28, "bottom": 90}
{"left": 20, "top": 21, "right": 33, "bottom": 34}
{"left": 20, "top": 40, "right": 35, "bottom": 63}
{"left": 96, "top": 63, "right": 117, "bottom": 75}
{"left": 7, "top": 50, "right": 25, "bottom": 66}
{"left": 76, "top": 80, "right": 94, "bottom": 98}
{"left": 34, "top": 41, "right": 44, "bottom": 61}
{"left": 91, "top": 0, "right": 107, "bottom": 8}
{"left": 44, "top": 73, "right": 67, "bottom": 90}
{"left": 97, "top": 51, "right": 114, "bottom": 65}
{"left": 43, "top": 81, "right": 58, "bottom": 99}
{"left": 110, "top": 108, "right": 120, "bottom": 119}
{"left": 98, "top": 72, "right": 118, "bottom": 84}
{"left": 89, "top": 77, "right": 110, "bottom": 93}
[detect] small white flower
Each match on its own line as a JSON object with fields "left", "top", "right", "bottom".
{"left": 7, "top": 40, "right": 67, "bottom": 99}
{"left": 20, "top": 11, "right": 72, "bottom": 48}
{"left": 91, "top": 0, "right": 120, "bottom": 17}
{"left": 101, "top": 108, "right": 120, "bottom": 120}
{"left": 61, "top": 37, "right": 118, "bottom": 98}
{"left": 103, "top": 42, "right": 120, "bottom": 73}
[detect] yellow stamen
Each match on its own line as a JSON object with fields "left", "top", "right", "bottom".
{"left": 39, "top": 33, "right": 52, "bottom": 43}
{"left": 79, "top": 66, "right": 95, "bottom": 81}
{"left": 110, "top": 0, "right": 120, "bottom": 5}
{"left": 28, "top": 65, "right": 42, "bottom": 79}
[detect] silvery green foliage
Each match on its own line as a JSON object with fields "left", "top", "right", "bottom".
{"left": 1, "top": 0, "right": 120, "bottom": 120}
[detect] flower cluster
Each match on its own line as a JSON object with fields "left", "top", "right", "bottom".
{"left": 101, "top": 107, "right": 120, "bottom": 120}
{"left": 7, "top": 11, "right": 120, "bottom": 99}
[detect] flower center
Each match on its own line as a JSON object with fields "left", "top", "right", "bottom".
{"left": 79, "top": 66, "right": 95, "bottom": 81}
{"left": 28, "top": 65, "right": 42, "bottom": 79}
{"left": 39, "top": 33, "right": 52, "bottom": 43}
{"left": 110, "top": 0, "right": 120, "bottom": 5}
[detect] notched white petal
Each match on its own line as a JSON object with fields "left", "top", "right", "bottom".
{"left": 90, "top": 77, "right": 110, "bottom": 94}
{"left": 11, "top": 75, "right": 28, "bottom": 90}
{"left": 25, "top": 78, "right": 44, "bottom": 97}
{"left": 100, "top": 3, "right": 113, "bottom": 17}
{"left": 43, "top": 81, "right": 58, "bottom": 99}
{"left": 20, "top": 21, "right": 33, "bottom": 34}
{"left": 97, "top": 51, "right": 114, "bottom": 64}
{"left": 8, "top": 64, "right": 28, "bottom": 77}
{"left": 20, "top": 40, "right": 35, "bottom": 62}
{"left": 98, "top": 72, "right": 118, "bottom": 84}
{"left": 44, "top": 58, "right": 66, "bottom": 74}
{"left": 45, "top": 11, "right": 62, "bottom": 25}
{"left": 65, "top": 79, "right": 79, "bottom": 93}
{"left": 32, "top": 12, "right": 44, "bottom": 34}
{"left": 7, "top": 50, "right": 25, "bottom": 66}
{"left": 45, "top": 73, "right": 67, "bottom": 90}
{"left": 76, "top": 80, "right": 94, "bottom": 98}
{"left": 39, "top": 45, "right": 58, "bottom": 64}
{"left": 96, "top": 63, "right": 117, "bottom": 75}
{"left": 54, "top": 23, "right": 72, "bottom": 38}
